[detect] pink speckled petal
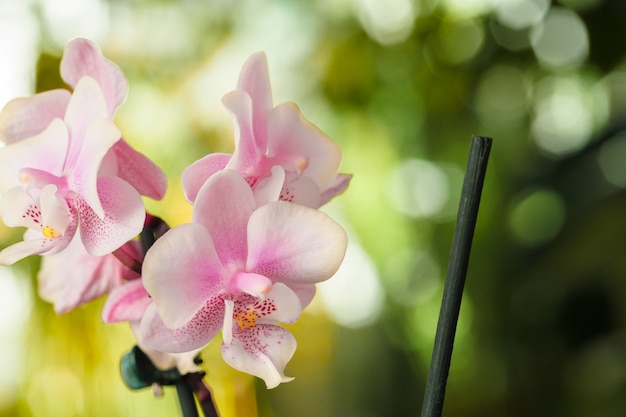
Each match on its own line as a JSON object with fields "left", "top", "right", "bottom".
{"left": 181, "top": 152, "right": 231, "bottom": 203}
{"left": 193, "top": 170, "right": 256, "bottom": 269}
{"left": 267, "top": 102, "right": 341, "bottom": 190}
{"left": 1, "top": 187, "right": 42, "bottom": 229}
{"left": 101, "top": 278, "right": 150, "bottom": 323}
{"left": 111, "top": 139, "right": 167, "bottom": 200}
{"left": 254, "top": 283, "right": 302, "bottom": 324}
{"left": 77, "top": 176, "right": 145, "bottom": 256}
{"left": 0, "top": 118, "right": 68, "bottom": 192}
{"left": 0, "top": 89, "right": 71, "bottom": 144}
{"left": 246, "top": 201, "right": 348, "bottom": 285}
{"left": 60, "top": 38, "right": 128, "bottom": 116}
{"left": 221, "top": 323, "right": 296, "bottom": 389}
{"left": 69, "top": 118, "right": 121, "bottom": 219}
{"left": 139, "top": 299, "right": 224, "bottom": 353}
{"left": 142, "top": 223, "right": 228, "bottom": 329}
{"left": 236, "top": 52, "right": 273, "bottom": 150}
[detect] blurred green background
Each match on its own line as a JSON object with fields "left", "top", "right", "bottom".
{"left": 2, "top": 0, "right": 626, "bottom": 416}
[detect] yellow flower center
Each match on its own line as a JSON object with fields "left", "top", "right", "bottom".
{"left": 236, "top": 310, "right": 258, "bottom": 330}
{"left": 42, "top": 226, "right": 58, "bottom": 238}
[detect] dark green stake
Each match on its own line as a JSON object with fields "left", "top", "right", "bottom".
{"left": 421, "top": 136, "right": 492, "bottom": 417}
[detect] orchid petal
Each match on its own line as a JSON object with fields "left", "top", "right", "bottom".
{"left": 229, "top": 272, "right": 272, "bottom": 299}
{"left": 40, "top": 184, "right": 71, "bottom": 236}
{"left": 40, "top": 233, "right": 132, "bottom": 315}
{"left": 252, "top": 282, "right": 302, "bottom": 324}
{"left": 223, "top": 90, "right": 260, "bottom": 174}
{"left": 193, "top": 170, "right": 256, "bottom": 269}
{"left": 1, "top": 187, "right": 42, "bottom": 229}
{"left": 222, "top": 324, "right": 296, "bottom": 389}
{"left": 101, "top": 278, "right": 150, "bottom": 323}
{"left": 77, "top": 176, "right": 144, "bottom": 256}
{"left": 253, "top": 165, "right": 284, "bottom": 206}
{"left": 280, "top": 174, "right": 321, "bottom": 208}
{"left": 0, "top": 118, "right": 68, "bottom": 192}
{"left": 0, "top": 238, "right": 57, "bottom": 265}
{"left": 63, "top": 76, "right": 109, "bottom": 169}
{"left": 69, "top": 118, "right": 121, "bottom": 219}
{"left": 139, "top": 301, "right": 223, "bottom": 353}
{"left": 223, "top": 299, "right": 235, "bottom": 344}
{"left": 142, "top": 223, "right": 229, "bottom": 329}
{"left": 0, "top": 89, "right": 71, "bottom": 144}
{"left": 288, "top": 283, "right": 317, "bottom": 309}
{"left": 181, "top": 152, "right": 231, "bottom": 203}
{"left": 267, "top": 102, "right": 341, "bottom": 190}
{"left": 320, "top": 173, "right": 353, "bottom": 206}
{"left": 236, "top": 52, "right": 273, "bottom": 151}
{"left": 246, "top": 201, "right": 348, "bottom": 285}
{"left": 60, "top": 38, "right": 128, "bottom": 116}
{"left": 111, "top": 139, "right": 167, "bottom": 200}
{"left": 131, "top": 320, "right": 203, "bottom": 373}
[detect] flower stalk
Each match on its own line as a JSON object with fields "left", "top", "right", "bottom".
{"left": 420, "top": 135, "right": 492, "bottom": 417}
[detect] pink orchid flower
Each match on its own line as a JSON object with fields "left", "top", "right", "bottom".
{"left": 182, "top": 52, "right": 351, "bottom": 208}
{"left": 139, "top": 169, "right": 347, "bottom": 388}
{"left": 0, "top": 38, "right": 166, "bottom": 265}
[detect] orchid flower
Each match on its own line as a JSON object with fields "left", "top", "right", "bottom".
{"left": 182, "top": 52, "right": 351, "bottom": 208}
{"left": 139, "top": 169, "right": 347, "bottom": 388}
{"left": 0, "top": 38, "right": 166, "bottom": 265}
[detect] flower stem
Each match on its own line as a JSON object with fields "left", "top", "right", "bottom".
{"left": 183, "top": 373, "right": 221, "bottom": 417}
{"left": 175, "top": 379, "right": 200, "bottom": 417}
{"left": 420, "top": 135, "right": 492, "bottom": 417}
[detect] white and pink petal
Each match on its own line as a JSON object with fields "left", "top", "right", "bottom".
{"left": 246, "top": 201, "right": 348, "bottom": 285}
{"left": 60, "top": 38, "right": 128, "bottom": 117}
{"left": 236, "top": 52, "right": 273, "bottom": 151}
{"left": 193, "top": 170, "right": 256, "bottom": 269}
{"left": 181, "top": 152, "right": 231, "bottom": 203}
{"left": 0, "top": 89, "right": 71, "bottom": 144}
{"left": 101, "top": 278, "right": 150, "bottom": 323}
{"left": 266, "top": 102, "right": 341, "bottom": 190}
{"left": 142, "top": 223, "right": 228, "bottom": 329}
{"left": 76, "top": 176, "right": 144, "bottom": 256}
{"left": 139, "top": 300, "right": 224, "bottom": 353}
{"left": 221, "top": 323, "right": 296, "bottom": 389}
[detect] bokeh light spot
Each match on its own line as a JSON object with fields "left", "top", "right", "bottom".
{"left": 356, "top": 0, "right": 416, "bottom": 45}
{"left": 388, "top": 159, "right": 463, "bottom": 221}
{"left": 597, "top": 132, "right": 626, "bottom": 188}
{"left": 435, "top": 20, "right": 485, "bottom": 64}
{"left": 318, "top": 239, "right": 384, "bottom": 328}
{"left": 530, "top": 8, "right": 589, "bottom": 70}
{"left": 474, "top": 65, "right": 528, "bottom": 125}
{"left": 495, "top": 0, "right": 550, "bottom": 30}
{"left": 508, "top": 188, "right": 566, "bottom": 246}
{"left": 385, "top": 249, "right": 441, "bottom": 307}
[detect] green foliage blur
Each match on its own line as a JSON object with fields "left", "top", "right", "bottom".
{"left": 2, "top": 0, "right": 626, "bottom": 416}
